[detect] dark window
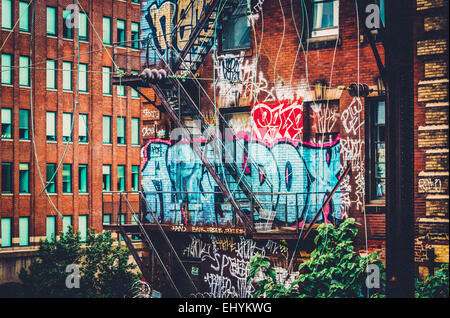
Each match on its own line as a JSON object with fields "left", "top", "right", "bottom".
{"left": 1, "top": 162, "right": 12, "bottom": 193}
{"left": 221, "top": 14, "right": 250, "bottom": 52}
{"left": 46, "top": 163, "right": 56, "bottom": 193}
{"left": 63, "top": 9, "right": 74, "bottom": 39}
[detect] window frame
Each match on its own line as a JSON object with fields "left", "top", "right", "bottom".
{"left": 46, "top": 6, "right": 57, "bottom": 36}
{"left": 62, "top": 61, "right": 73, "bottom": 92}
{"left": 221, "top": 14, "right": 251, "bottom": 52}
{"left": 19, "top": 216, "right": 29, "bottom": 246}
{"left": 117, "top": 116, "right": 126, "bottom": 144}
{"left": 19, "top": 109, "right": 30, "bottom": 140}
{"left": 79, "top": 113, "right": 88, "bottom": 143}
{"left": 1, "top": 162, "right": 13, "bottom": 193}
{"left": 310, "top": 0, "right": 339, "bottom": 38}
{"left": 46, "top": 111, "right": 56, "bottom": 141}
{"left": 102, "top": 66, "right": 112, "bottom": 95}
{"left": 46, "top": 163, "right": 57, "bottom": 193}
{"left": 19, "top": 1, "right": 31, "bottom": 33}
{"left": 131, "top": 165, "right": 139, "bottom": 191}
{"left": 19, "top": 163, "right": 30, "bottom": 193}
{"left": 1, "top": 0, "right": 13, "bottom": 30}
{"left": 46, "top": 216, "right": 56, "bottom": 242}
{"left": 1, "top": 217, "right": 12, "bottom": 247}
{"left": 19, "top": 56, "right": 30, "bottom": 87}
{"left": 62, "top": 163, "right": 72, "bottom": 193}
{"left": 131, "top": 22, "right": 140, "bottom": 49}
{"left": 46, "top": 59, "right": 57, "bottom": 90}
{"left": 102, "top": 164, "right": 111, "bottom": 191}
{"left": 1, "top": 108, "right": 13, "bottom": 139}
{"left": 1, "top": 53, "right": 13, "bottom": 85}
{"left": 63, "top": 9, "right": 74, "bottom": 39}
{"left": 117, "top": 165, "right": 126, "bottom": 191}
{"left": 102, "top": 115, "right": 111, "bottom": 144}
{"left": 62, "top": 112, "right": 73, "bottom": 142}
{"left": 103, "top": 16, "right": 112, "bottom": 45}
{"left": 78, "top": 164, "right": 88, "bottom": 193}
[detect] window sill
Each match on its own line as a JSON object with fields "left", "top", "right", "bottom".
{"left": 46, "top": 35, "right": 57, "bottom": 39}
{"left": 79, "top": 192, "right": 89, "bottom": 195}
{"left": 1, "top": 84, "right": 14, "bottom": 87}
{"left": 19, "top": 139, "right": 31, "bottom": 142}
{"left": 19, "top": 193, "right": 31, "bottom": 196}
{"left": 62, "top": 193, "right": 73, "bottom": 195}
{"left": 19, "top": 86, "right": 31, "bottom": 89}
{"left": 1, "top": 138, "right": 13, "bottom": 141}
{"left": 46, "top": 88, "right": 58, "bottom": 91}
{"left": 19, "top": 31, "right": 31, "bottom": 35}
{"left": 0, "top": 193, "right": 13, "bottom": 196}
{"left": 306, "top": 34, "right": 341, "bottom": 50}
{"left": 46, "top": 140, "right": 57, "bottom": 143}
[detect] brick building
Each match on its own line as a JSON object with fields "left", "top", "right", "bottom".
{"left": 0, "top": 0, "right": 143, "bottom": 283}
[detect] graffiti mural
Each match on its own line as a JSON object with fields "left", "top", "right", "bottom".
{"left": 141, "top": 133, "right": 343, "bottom": 226}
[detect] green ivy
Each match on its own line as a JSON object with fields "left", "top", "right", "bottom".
{"left": 415, "top": 264, "right": 449, "bottom": 298}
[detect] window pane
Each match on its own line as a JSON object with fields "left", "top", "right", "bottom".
{"left": 63, "top": 216, "right": 72, "bottom": 234}
{"left": 1, "top": 0, "right": 12, "bottom": 29}
{"left": 79, "top": 215, "right": 88, "bottom": 242}
{"left": 103, "top": 17, "right": 111, "bottom": 44}
{"left": 46, "top": 6, "right": 56, "bottom": 35}
{"left": 1, "top": 218, "right": 12, "bottom": 247}
{"left": 63, "top": 9, "right": 73, "bottom": 39}
{"left": 117, "top": 19, "right": 125, "bottom": 46}
{"left": 46, "top": 111, "right": 56, "bottom": 141}
{"left": 102, "top": 165, "right": 111, "bottom": 191}
{"left": 46, "top": 60, "right": 56, "bottom": 89}
{"left": 1, "top": 162, "right": 12, "bottom": 193}
{"left": 19, "top": 163, "right": 29, "bottom": 193}
{"left": 117, "top": 69, "right": 125, "bottom": 96}
{"left": 62, "top": 164, "right": 72, "bottom": 193}
{"left": 79, "top": 12, "right": 88, "bottom": 41}
{"left": 117, "top": 117, "right": 125, "bottom": 144}
{"left": 102, "top": 66, "right": 111, "bottom": 94}
{"left": 19, "top": 56, "right": 30, "bottom": 87}
{"left": 19, "top": 109, "right": 29, "bottom": 140}
{"left": 79, "top": 113, "right": 88, "bottom": 142}
{"left": 103, "top": 116, "right": 111, "bottom": 144}
{"left": 19, "top": 1, "right": 30, "bottom": 32}
{"left": 117, "top": 165, "right": 125, "bottom": 191}
{"left": 46, "top": 216, "right": 56, "bottom": 242}
{"left": 131, "top": 165, "right": 139, "bottom": 191}
{"left": 46, "top": 163, "right": 56, "bottom": 193}
{"left": 131, "top": 22, "right": 139, "bottom": 49}
{"left": 131, "top": 71, "right": 139, "bottom": 97}
{"left": 222, "top": 16, "right": 250, "bottom": 51}
{"left": 131, "top": 118, "right": 139, "bottom": 145}
{"left": 79, "top": 164, "right": 87, "bottom": 193}
{"left": 103, "top": 214, "right": 111, "bottom": 225}
{"left": 63, "top": 113, "right": 72, "bottom": 142}
{"left": 79, "top": 63, "right": 88, "bottom": 92}
{"left": 19, "top": 217, "right": 29, "bottom": 246}
{"left": 1, "top": 54, "right": 12, "bottom": 85}
{"left": 63, "top": 62, "right": 72, "bottom": 91}
{"left": 1, "top": 108, "right": 12, "bottom": 139}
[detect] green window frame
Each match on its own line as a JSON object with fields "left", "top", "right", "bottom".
{"left": 102, "top": 66, "right": 111, "bottom": 95}
{"left": 78, "top": 63, "right": 88, "bottom": 92}
{"left": 1, "top": 0, "right": 12, "bottom": 30}
{"left": 79, "top": 113, "right": 88, "bottom": 143}
{"left": 19, "top": 1, "right": 30, "bottom": 32}
{"left": 63, "top": 61, "right": 72, "bottom": 91}
{"left": 131, "top": 118, "right": 139, "bottom": 145}
{"left": 102, "top": 165, "right": 111, "bottom": 191}
{"left": 118, "top": 213, "right": 125, "bottom": 225}
{"left": 63, "top": 9, "right": 74, "bottom": 39}
{"left": 19, "top": 56, "right": 30, "bottom": 87}
{"left": 19, "top": 109, "right": 29, "bottom": 140}
{"left": 78, "top": 164, "right": 88, "bottom": 193}
{"left": 117, "top": 69, "right": 125, "bottom": 96}
{"left": 1, "top": 162, "right": 12, "bottom": 193}
{"left": 46, "top": 163, "right": 56, "bottom": 193}
{"left": 62, "top": 164, "right": 72, "bottom": 193}
{"left": 117, "top": 117, "right": 125, "bottom": 144}
{"left": 19, "top": 163, "right": 29, "bottom": 193}
{"left": 46, "top": 59, "right": 57, "bottom": 89}
{"left": 1, "top": 108, "right": 12, "bottom": 139}
{"left": 131, "top": 22, "right": 140, "bottom": 49}
{"left": 79, "top": 12, "right": 88, "bottom": 41}
{"left": 102, "top": 214, "right": 111, "bottom": 225}
{"left": 46, "top": 111, "right": 56, "bottom": 141}
{"left": 62, "top": 215, "right": 72, "bottom": 234}
{"left": 311, "top": 0, "right": 339, "bottom": 38}
{"left": 1, "top": 217, "right": 12, "bottom": 247}
{"left": 103, "top": 17, "right": 111, "bottom": 45}
{"left": 117, "top": 19, "right": 125, "bottom": 47}
{"left": 46, "top": 216, "right": 56, "bottom": 242}
{"left": 46, "top": 6, "right": 57, "bottom": 36}
{"left": 131, "top": 165, "right": 139, "bottom": 191}
{"left": 131, "top": 71, "right": 139, "bottom": 97}
{"left": 102, "top": 115, "right": 111, "bottom": 144}
{"left": 221, "top": 15, "right": 251, "bottom": 52}
{"left": 79, "top": 215, "right": 88, "bottom": 242}
{"left": 19, "top": 217, "right": 29, "bottom": 246}
{"left": 63, "top": 112, "right": 73, "bottom": 142}
{"left": 117, "top": 165, "right": 125, "bottom": 191}
{"left": 1, "top": 53, "right": 12, "bottom": 85}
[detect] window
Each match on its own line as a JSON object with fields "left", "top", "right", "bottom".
{"left": 102, "top": 214, "right": 111, "bottom": 225}
{"left": 19, "top": 217, "right": 29, "bottom": 246}
{"left": 131, "top": 71, "right": 140, "bottom": 98}
{"left": 78, "top": 63, "right": 88, "bottom": 92}
{"left": 1, "top": 162, "right": 12, "bottom": 193}
{"left": 366, "top": 99, "right": 386, "bottom": 203}
{"left": 103, "top": 17, "right": 112, "bottom": 45}
{"left": 19, "top": 163, "right": 29, "bottom": 193}
{"left": 46, "top": 163, "right": 56, "bottom": 193}
{"left": 311, "top": 0, "right": 339, "bottom": 38}
{"left": 117, "top": 117, "right": 125, "bottom": 144}
{"left": 221, "top": 15, "right": 250, "bottom": 51}
{"left": 117, "top": 19, "right": 125, "bottom": 47}
{"left": 1, "top": 53, "right": 12, "bottom": 85}
{"left": 46, "top": 216, "right": 56, "bottom": 242}
{"left": 46, "top": 111, "right": 56, "bottom": 141}
{"left": 63, "top": 61, "right": 72, "bottom": 91}
{"left": 102, "top": 165, "right": 111, "bottom": 191}
{"left": 79, "top": 113, "right": 88, "bottom": 142}
{"left": 103, "top": 115, "right": 111, "bottom": 144}
{"left": 131, "top": 165, "right": 139, "bottom": 191}
{"left": 78, "top": 164, "right": 88, "bottom": 193}
{"left": 79, "top": 215, "right": 88, "bottom": 242}
{"left": 131, "top": 118, "right": 139, "bottom": 145}
{"left": 1, "top": 108, "right": 12, "bottom": 139}
{"left": 1, "top": 0, "right": 12, "bottom": 29}
{"left": 46, "top": 60, "right": 57, "bottom": 89}
{"left": 118, "top": 213, "right": 125, "bottom": 225}
{"left": 131, "top": 22, "right": 140, "bottom": 49}
{"left": 19, "top": 1, "right": 30, "bottom": 32}
{"left": 117, "top": 69, "right": 125, "bottom": 96}
{"left": 79, "top": 12, "right": 88, "bottom": 41}
{"left": 19, "top": 56, "right": 30, "bottom": 87}
{"left": 63, "top": 9, "right": 74, "bottom": 39}
{"left": 102, "top": 66, "right": 111, "bottom": 95}
{"left": 63, "top": 112, "right": 72, "bottom": 142}
{"left": 1, "top": 218, "right": 12, "bottom": 247}
{"left": 117, "top": 165, "right": 125, "bottom": 191}
{"left": 46, "top": 6, "right": 57, "bottom": 36}
{"left": 63, "top": 216, "right": 72, "bottom": 234}
{"left": 62, "top": 164, "right": 72, "bottom": 193}
{"left": 19, "top": 109, "right": 29, "bottom": 140}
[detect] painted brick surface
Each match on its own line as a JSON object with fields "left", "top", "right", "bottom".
{"left": 417, "top": 0, "right": 447, "bottom": 11}
{"left": 417, "top": 39, "right": 448, "bottom": 56}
